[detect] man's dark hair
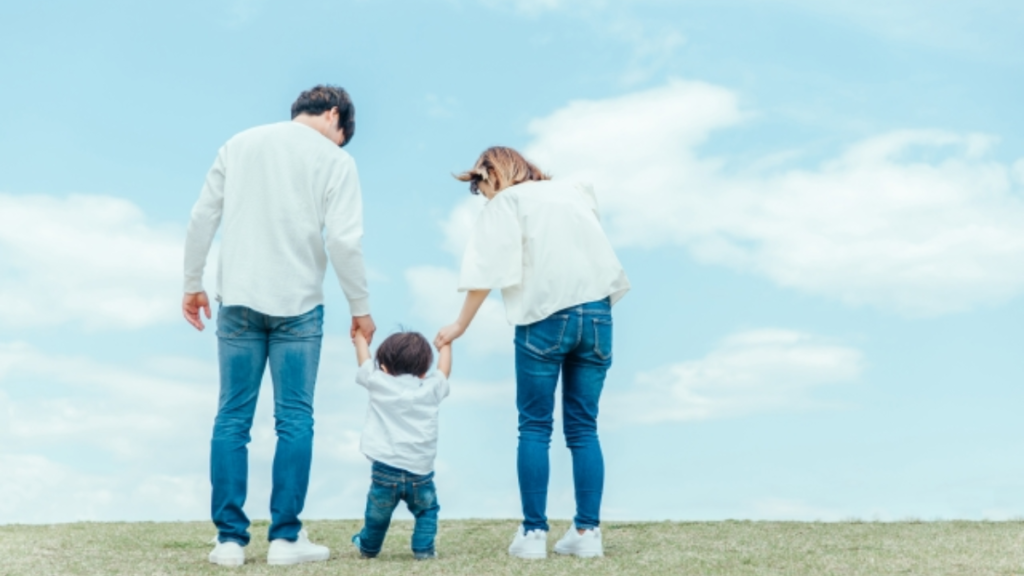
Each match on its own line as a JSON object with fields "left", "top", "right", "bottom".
{"left": 375, "top": 331, "right": 433, "bottom": 377}
{"left": 291, "top": 85, "right": 356, "bottom": 147}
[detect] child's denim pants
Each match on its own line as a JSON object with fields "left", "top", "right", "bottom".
{"left": 354, "top": 461, "right": 440, "bottom": 557}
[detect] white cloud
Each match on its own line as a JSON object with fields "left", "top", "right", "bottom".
{"left": 447, "top": 377, "right": 516, "bottom": 405}
{"left": 521, "top": 80, "right": 1024, "bottom": 315}
{"left": 440, "top": 195, "right": 487, "bottom": 258}
{"left": 405, "top": 266, "right": 513, "bottom": 355}
{"left": 605, "top": 329, "right": 862, "bottom": 424}
{"left": 1013, "top": 158, "right": 1024, "bottom": 186}
{"left": 0, "top": 341, "right": 218, "bottom": 522}
{"left": 0, "top": 454, "right": 116, "bottom": 523}
{"left": 0, "top": 193, "right": 209, "bottom": 330}
{"left": 768, "top": 0, "right": 1024, "bottom": 60}
{"left": 0, "top": 337, "right": 371, "bottom": 523}
{"left": 0, "top": 341, "right": 215, "bottom": 457}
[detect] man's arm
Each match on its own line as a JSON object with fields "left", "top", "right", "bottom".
{"left": 437, "top": 343, "right": 452, "bottom": 378}
{"left": 182, "top": 147, "right": 227, "bottom": 331}
{"left": 323, "top": 157, "right": 374, "bottom": 341}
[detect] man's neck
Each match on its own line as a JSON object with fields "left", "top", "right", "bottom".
{"left": 292, "top": 114, "right": 326, "bottom": 137}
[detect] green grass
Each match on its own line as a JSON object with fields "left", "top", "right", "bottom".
{"left": 3, "top": 519, "right": 1024, "bottom": 575}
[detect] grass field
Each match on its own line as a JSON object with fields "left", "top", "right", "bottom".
{"left": 3, "top": 519, "right": 1024, "bottom": 575}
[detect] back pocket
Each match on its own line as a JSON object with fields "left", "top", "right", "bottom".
{"left": 279, "top": 306, "right": 324, "bottom": 338}
{"left": 592, "top": 317, "right": 612, "bottom": 361}
{"left": 524, "top": 314, "right": 570, "bottom": 356}
{"left": 216, "top": 306, "right": 248, "bottom": 339}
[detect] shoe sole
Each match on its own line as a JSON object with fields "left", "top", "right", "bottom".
{"left": 554, "top": 546, "right": 603, "bottom": 558}
{"left": 509, "top": 550, "right": 548, "bottom": 559}
{"left": 266, "top": 551, "right": 330, "bottom": 565}
{"left": 208, "top": 556, "right": 244, "bottom": 567}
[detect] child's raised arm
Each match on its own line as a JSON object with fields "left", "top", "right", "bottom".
{"left": 353, "top": 331, "right": 371, "bottom": 366}
{"left": 437, "top": 343, "right": 452, "bottom": 379}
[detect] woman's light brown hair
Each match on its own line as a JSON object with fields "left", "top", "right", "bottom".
{"left": 455, "top": 146, "right": 551, "bottom": 195}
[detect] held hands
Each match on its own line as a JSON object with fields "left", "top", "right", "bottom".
{"left": 433, "top": 322, "right": 465, "bottom": 350}
{"left": 351, "top": 314, "right": 377, "bottom": 344}
{"left": 182, "top": 292, "right": 211, "bottom": 331}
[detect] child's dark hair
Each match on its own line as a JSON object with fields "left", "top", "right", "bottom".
{"left": 376, "top": 331, "right": 433, "bottom": 377}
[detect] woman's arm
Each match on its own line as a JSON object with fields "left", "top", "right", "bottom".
{"left": 433, "top": 289, "right": 490, "bottom": 349}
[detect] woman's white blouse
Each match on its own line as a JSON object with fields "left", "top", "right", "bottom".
{"left": 458, "top": 180, "right": 630, "bottom": 325}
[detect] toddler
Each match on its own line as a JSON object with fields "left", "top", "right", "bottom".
{"left": 350, "top": 330, "right": 451, "bottom": 560}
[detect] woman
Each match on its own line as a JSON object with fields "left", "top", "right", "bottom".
{"left": 434, "top": 147, "right": 630, "bottom": 559}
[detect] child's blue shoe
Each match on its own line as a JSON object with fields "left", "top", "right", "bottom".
{"left": 414, "top": 550, "right": 437, "bottom": 560}
{"left": 351, "top": 535, "right": 375, "bottom": 559}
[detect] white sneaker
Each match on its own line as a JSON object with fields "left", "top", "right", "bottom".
{"left": 208, "top": 538, "right": 245, "bottom": 567}
{"left": 508, "top": 526, "right": 548, "bottom": 559}
{"left": 554, "top": 524, "right": 604, "bottom": 558}
{"left": 267, "top": 529, "right": 330, "bottom": 565}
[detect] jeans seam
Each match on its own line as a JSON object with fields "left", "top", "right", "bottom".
{"left": 593, "top": 318, "right": 612, "bottom": 361}
{"left": 576, "top": 312, "right": 583, "bottom": 349}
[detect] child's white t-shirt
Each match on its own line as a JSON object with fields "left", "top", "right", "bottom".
{"left": 356, "top": 360, "right": 450, "bottom": 475}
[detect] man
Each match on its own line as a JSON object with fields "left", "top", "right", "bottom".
{"left": 182, "top": 85, "right": 376, "bottom": 567}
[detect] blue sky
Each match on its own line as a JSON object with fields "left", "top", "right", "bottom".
{"left": 1, "top": 0, "right": 1023, "bottom": 524}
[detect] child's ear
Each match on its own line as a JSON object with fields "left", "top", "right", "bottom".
{"left": 380, "top": 364, "right": 389, "bottom": 374}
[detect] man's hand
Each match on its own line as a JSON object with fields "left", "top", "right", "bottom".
{"left": 183, "top": 291, "right": 211, "bottom": 331}
{"left": 433, "top": 322, "right": 465, "bottom": 350}
{"left": 351, "top": 314, "right": 377, "bottom": 344}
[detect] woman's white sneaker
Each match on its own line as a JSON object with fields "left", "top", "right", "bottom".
{"left": 554, "top": 525, "right": 604, "bottom": 558}
{"left": 208, "top": 539, "right": 245, "bottom": 567}
{"left": 267, "top": 529, "right": 330, "bottom": 565}
{"left": 508, "top": 526, "right": 548, "bottom": 559}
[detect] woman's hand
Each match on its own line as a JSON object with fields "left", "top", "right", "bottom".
{"left": 434, "top": 290, "right": 490, "bottom": 350}
{"left": 434, "top": 322, "right": 466, "bottom": 350}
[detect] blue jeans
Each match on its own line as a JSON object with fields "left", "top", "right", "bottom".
{"left": 354, "top": 461, "right": 440, "bottom": 556}
{"left": 210, "top": 304, "right": 323, "bottom": 545}
{"left": 515, "top": 298, "right": 612, "bottom": 532}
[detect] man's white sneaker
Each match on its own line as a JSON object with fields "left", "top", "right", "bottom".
{"left": 267, "top": 529, "right": 330, "bottom": 565}
{"left": 508, "top": 526, "right": 548, "bottom": 559}
{"left": 554, "top": 525, "right": 604, "bottom": 558}
{"left": 208, "top": 539, "right": 245, "bottom": 567}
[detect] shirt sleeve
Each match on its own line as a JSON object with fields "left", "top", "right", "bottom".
{"left": 355, "top": 359, "right": 375, "bottom": 389}
{"left": 431, "top": 372, "right": 451, "bottom": 403}
{"left": 324, "top": 155, "right": 371, "bottom": 317}
{"left": 575, "top": 182, "right": 601, "bottom": 220}
{"left": 457, "top": 194, "right": 523, "bottom": 291}
{"left": 183, "top": 146, "right": 226, "bottom": 293}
